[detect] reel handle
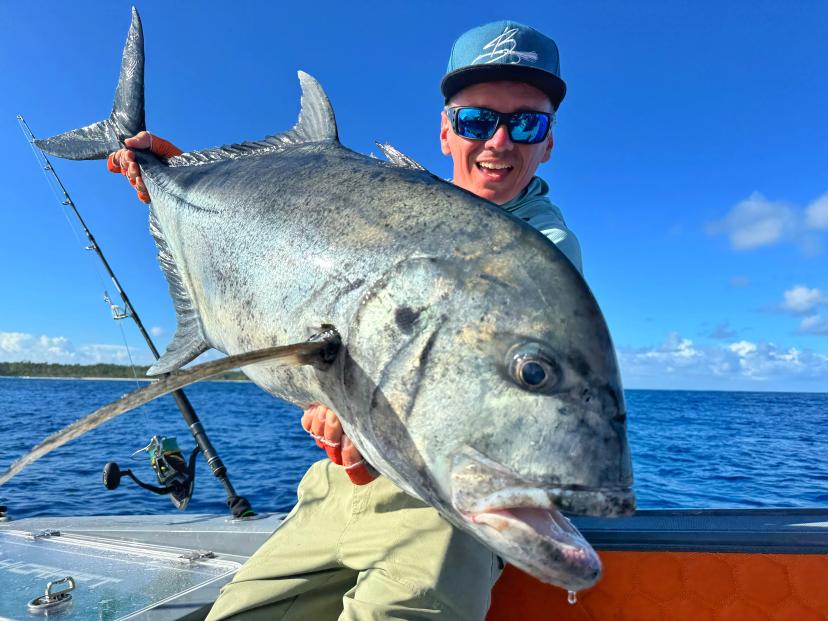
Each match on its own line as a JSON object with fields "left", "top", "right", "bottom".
{"left": 101, "top": 462, "right": 171, "bottom": 495}
{"left": 102, "top": 462, "right": 122, "bottom": 490}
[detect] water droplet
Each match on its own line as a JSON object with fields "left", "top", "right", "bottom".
{"left": 567, "top": 590, "right": 577, "bottom": 605}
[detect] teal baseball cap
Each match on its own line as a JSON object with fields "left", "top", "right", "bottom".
{"left": 441, "top": 21, "right": 566, "bottom": 110}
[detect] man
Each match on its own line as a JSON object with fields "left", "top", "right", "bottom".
{"left": 110, "top": 20, "right": 581, "bottom": 620}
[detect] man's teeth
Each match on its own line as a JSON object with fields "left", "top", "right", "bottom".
{"left": 477, "top": 162, "right": 512, "bottom": 170}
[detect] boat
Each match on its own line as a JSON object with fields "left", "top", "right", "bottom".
{"left": 2, "top": 506, "right": 826, "bottom": 619}
{"left": 489, "top": 508, "right": 828, "bottom": 619}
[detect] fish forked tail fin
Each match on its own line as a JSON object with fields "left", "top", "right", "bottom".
{"left": 35, "top": 7, "right": 146, "bottom": 160}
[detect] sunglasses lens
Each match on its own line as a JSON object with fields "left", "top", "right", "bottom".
{"left": 508, "top": 112, "right": 549, "bottom": 144}
{"left": 455, "top": 108, "right": 498, "bottom": 140}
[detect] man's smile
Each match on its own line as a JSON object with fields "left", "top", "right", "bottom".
{"left": 476, "top": 160, "right": 514, "bottom": 181}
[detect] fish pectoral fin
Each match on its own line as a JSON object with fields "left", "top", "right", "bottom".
{"left": 0, "top": 334, "right": 341, "bottom": 487}
{"left": 376, "top": 143, "right": 426, "bottom": 171}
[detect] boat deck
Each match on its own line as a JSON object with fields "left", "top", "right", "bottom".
{"left": 1, "top": 509, "right": 826, "bottom": 619}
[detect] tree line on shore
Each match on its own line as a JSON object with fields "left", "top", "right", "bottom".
{"left": 0, "top": 361, "right": 246, "bottom": 381}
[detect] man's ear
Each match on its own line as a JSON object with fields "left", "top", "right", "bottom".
{"left": 541, "top": 131, "right": 554, "bottom": 163}
{"left": 440, "top": 111, "right": 452, "bottom": 156}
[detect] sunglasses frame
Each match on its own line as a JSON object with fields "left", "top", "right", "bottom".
{"left": 445, "top": 106, "right": 554, "bottom": 145}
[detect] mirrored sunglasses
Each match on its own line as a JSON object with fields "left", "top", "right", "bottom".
{"left": 446, "top": 106, "right": 553, "bottom": 145}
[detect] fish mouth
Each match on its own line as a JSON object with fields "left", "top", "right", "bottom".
{"left": 471, "top": 505, "right": 599, "bottom": 590}
{"left": 459, "top": 485, "right": 634, "bottom": 591}
{"left": 450, "top": 448, "right": 635, "bottom": 590}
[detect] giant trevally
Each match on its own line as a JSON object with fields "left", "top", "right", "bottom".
{"left": 8, "top": 8, "right": 634, "bottom": 591}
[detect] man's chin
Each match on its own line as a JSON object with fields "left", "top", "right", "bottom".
{"left": 471, "top": 181, "right": 518, "bottom": 205}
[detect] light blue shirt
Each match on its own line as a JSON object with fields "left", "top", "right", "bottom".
{"left": 499, "top": 176, "right": 583, "bottom": 274}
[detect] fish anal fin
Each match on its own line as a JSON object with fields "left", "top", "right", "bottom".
{"left": 148, "top": 332, "right": 209, "bottom": 376}
{"left": 148, "top": 207, "right": 210, "bottom": 375}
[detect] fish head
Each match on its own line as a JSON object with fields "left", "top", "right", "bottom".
{"left": 344, "top": 222, "right": 634, "bottom": 591}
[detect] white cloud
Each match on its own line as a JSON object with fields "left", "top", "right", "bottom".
{"left": 706, "top": 192, "right": 797, "bottom": 250}
{"left": 0, "top": 332, "right": 75, "bottom": 361}
{"left": 664, "top": 333, "right": 699, "bottom": 359}
{"left": 728, "top": 340, "right": 756, "bottom": 357}
{"left": 0, "top": 331, "right": 153, "bottom": 365}
{"left": 0, "top": 332, "right": 34, "bottom": 354}
{"left": 800, "top": 315, "right": 828, "bottom": 336}
{"left": 805, "top": 193, "right": 828, "bottom": 230}
{"left": 781, "top": 286, "right": 827, "bottom": 314}
{"left": 707, "top": 190, "right": 828, "bottom": 253}
{"left": 150, "top": 325, "right": 165, "bottom": 337}
{"left": 618, "top": 333, "right": 828, "bottom": 391}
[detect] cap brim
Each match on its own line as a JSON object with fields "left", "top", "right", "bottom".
{"left": 441, "top": 64, "right": 566, "bottom": 110}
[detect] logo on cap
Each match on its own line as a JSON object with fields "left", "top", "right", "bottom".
{"left": 472, "top": 26, "right": 538, "bottom": 65}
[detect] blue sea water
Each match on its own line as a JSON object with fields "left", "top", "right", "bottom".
{"left": 0, "top": 377, "right": 826, "bottom": 519}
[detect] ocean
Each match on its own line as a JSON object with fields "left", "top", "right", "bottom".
{"left": 0, "top": 377, "right": 825, "bottom": 519}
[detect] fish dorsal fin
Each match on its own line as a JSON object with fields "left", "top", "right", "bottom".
{"left": 290, "top": 71, "right": 338, "bottom": 143}
{"left": 147, "top": 207, "right": 210, "bottom": 375}
{"left": 167, "top": 71, "right": 337, "bottom": 168}
{"left": 376, "top": 143, "right": 426, "bottom": 171}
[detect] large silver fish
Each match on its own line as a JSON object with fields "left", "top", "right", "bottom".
{"left": 19, "top": 8, "right": 634, "bottom": 591}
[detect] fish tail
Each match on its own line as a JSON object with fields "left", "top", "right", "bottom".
{"left": 35, "top": 7, "right": 146, "bottom": 160}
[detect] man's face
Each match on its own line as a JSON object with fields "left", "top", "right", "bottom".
{"left": 440, "top": 81, "right": 554, "bottom": 205}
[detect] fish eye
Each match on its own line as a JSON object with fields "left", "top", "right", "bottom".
{"left": 508, "top": 347, "right": 560, "bottom": 392}
{"left": 521, "top": 361, "right": 547, "bottom": 386}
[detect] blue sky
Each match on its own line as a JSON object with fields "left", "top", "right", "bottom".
{"left": 1, "top": 1, "right": 826, "bottom": 391}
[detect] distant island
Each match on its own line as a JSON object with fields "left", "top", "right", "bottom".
{"left": 0, "top": 361, "right": 247, "bottom": 381}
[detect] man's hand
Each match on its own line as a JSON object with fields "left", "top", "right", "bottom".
{"left": 301, "top": 404, "right": 378, "bottom": 485}
{"left": 106, "top": 131, "right": 183, "bottom": 204}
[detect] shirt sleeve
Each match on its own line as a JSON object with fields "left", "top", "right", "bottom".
{"left": 528, "top": 215, "right": 584, "bottom": 275}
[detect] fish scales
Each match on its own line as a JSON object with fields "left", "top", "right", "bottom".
{"left": 15, "top": 8, "right": 635, "bottom": 591}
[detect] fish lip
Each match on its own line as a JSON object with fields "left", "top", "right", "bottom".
{"left": 450, "top": 446, "right": 636, "bottom": 518}
{"left": 463, "top": 484, "right": 636, "bottom": 518}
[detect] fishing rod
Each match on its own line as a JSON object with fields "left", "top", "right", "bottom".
{"left": 17, "top": 115, "right": 253, "bottom": 518}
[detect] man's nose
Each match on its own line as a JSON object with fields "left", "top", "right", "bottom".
{"left": 484, "top": 124, "right": 513, "bottom": 151}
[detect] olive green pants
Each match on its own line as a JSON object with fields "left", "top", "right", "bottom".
{"left": 206, "top": 459, "right": 501, "bottom": 620}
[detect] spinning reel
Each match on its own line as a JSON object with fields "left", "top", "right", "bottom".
{"left": 102, "top": 436, "right": 197, "bottom": 510}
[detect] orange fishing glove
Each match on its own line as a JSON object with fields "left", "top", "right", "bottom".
{"left": 301, "top": 404, "right": 379, "bottom": 485}
{"left": 106, "top": 131, "right": 183, "bottom": 204}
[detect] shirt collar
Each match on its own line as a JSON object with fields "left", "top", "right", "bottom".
{"left": 499, "top": 177, "right": 549, "bottom": 213}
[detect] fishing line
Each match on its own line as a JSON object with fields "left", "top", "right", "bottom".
{"left": 16, "top": 115, "right": 254, "bottom": 517}
{"left": 19, "top": 116, "right": 144, "bottom": 393}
